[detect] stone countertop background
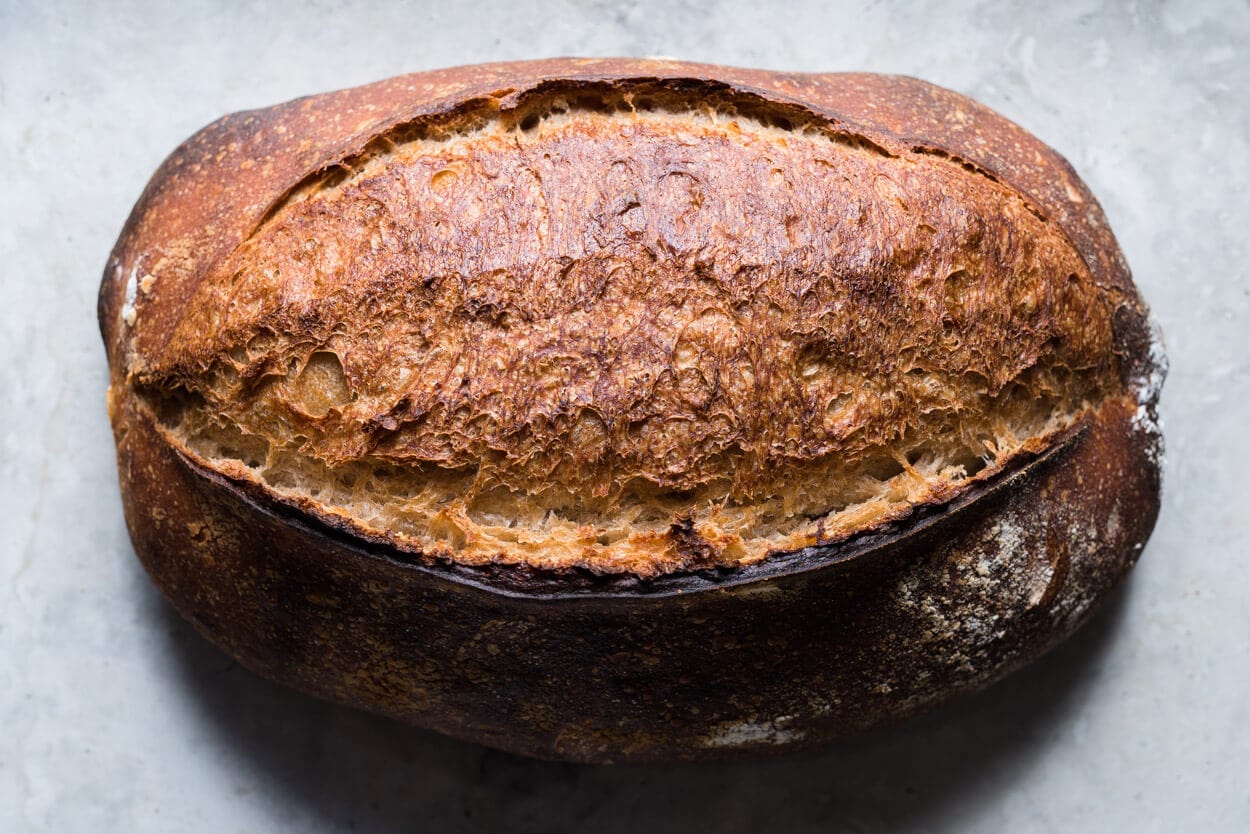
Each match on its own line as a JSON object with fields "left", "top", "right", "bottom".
{"left": 2, "top": 1, "right": 1247, "bottom": 831}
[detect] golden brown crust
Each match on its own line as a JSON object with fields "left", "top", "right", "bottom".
{"left": 99, "top": 60, "right": 1144, "bottom": 367}
{"left": 100, "top": 60, "right": 1148, "bottom": 577}
{"left": 101, "top": 60, "right": 1163, "bottom": 761}
{"left": 164, "top": 108, "right": 1110, "bottom": 486}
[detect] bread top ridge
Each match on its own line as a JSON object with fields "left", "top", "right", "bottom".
{"left": 100, "top": 59, "right": 1154, "bottom": 577}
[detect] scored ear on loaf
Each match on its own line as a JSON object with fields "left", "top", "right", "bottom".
{"left": 107, "top": 67, "right": 1127, "bottom": 578}
{"left": 100, "top": 59, "right": 1162, "bottom": 762}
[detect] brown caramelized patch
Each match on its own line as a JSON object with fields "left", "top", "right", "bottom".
{"left": 136, "top": 92, "right": 1120, "bottom": 576}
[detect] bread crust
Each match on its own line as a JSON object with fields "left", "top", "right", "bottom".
{"left": 99, "top": 59, "right": 1145, "bottom": 369}
{"left": 101, "top": 60, "right": 1162, "bottom": 761}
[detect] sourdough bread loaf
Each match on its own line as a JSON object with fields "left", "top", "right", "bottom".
{"left": 101, "top": 59, "right": 1163, "bottom": 762}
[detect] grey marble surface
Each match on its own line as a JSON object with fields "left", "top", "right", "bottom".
{"left": 3, "top": 1, "right": 1248, "bottom": 831}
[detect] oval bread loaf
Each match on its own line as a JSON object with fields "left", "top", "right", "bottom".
{"left": 100, "top": 59, "right": 1163, "bottom": 762}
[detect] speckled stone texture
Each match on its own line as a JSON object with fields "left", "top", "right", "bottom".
{"left": 2, "top": 0, "right": 1247, "bottom": 831}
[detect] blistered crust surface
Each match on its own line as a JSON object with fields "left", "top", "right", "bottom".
{"left": 103, "top": 63, "right": 1143, "bottom": 576}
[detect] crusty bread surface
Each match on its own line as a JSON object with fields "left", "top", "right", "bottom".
{"left": 103, "top": 63, "right": 1143, "bottom": 578}
{"left": 100, "top": 59, "right": 1163, "bottom": 762}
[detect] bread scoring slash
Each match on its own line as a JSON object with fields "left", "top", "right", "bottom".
{"left": 106, "top": 70, "right": 1125, "bottom": 578}
{"left": 101, "top": 60, "right": 1162, "bottom": 762}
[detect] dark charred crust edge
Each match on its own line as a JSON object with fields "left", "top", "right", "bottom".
{"left": 114, "top": 385, "right": 1160, "bottom": 762}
